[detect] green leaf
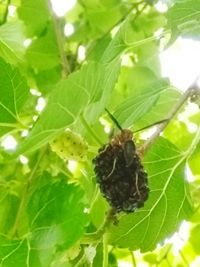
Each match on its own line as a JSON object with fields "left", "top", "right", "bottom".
{"left": 16, "top": 60, "right": 120, "bottom": 155}
{"left": 89, "top": 193, "right": 108, "bottom": 228}
{"left": 0, "top": 58, "right": 29, "bottom": 136}
{"left": 26, "top": 24, "right": 60, "bottom": 70}
{"left": 112, "top": 67, "right": 169, "bottom": 128}
{"left": 0, "top": 21, "right": 25, "bottom": 64}
{"left": 34, "top": 66, "right": 62, "bottom": 94}
{"left": 166, "top": 0, "right": 200, "bottom": 39}
{"left": 0, "top": 190, "right": 19, "bottom": 234}
{"left": 108, "top": 138, "right": 193, "bottom": 252}
{"left": 134, "top": 86, "right": 180, "bottom": 131}
{"left": 101, "top": 10, "right": 165, "bottom": 64}
{"left": 85, "top": 0, "right": 123, "bottom": 37}
{"left": 17, "top": 0, "right": 49, "bottom": 37}
{"left": 164, "top": 121, "right": 195, "bottom": 151}
{"left": 0, "top": 236, "right": 28, "bottom": 267}
{"left": 137, "top": 42, "right": 161, "bottom": 76}
{"left": 27, "top": 173, "right": 88, "bottom": 265}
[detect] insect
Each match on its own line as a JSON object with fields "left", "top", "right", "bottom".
{"left": 92, "top": 109, "right": 149, "bottom": 213}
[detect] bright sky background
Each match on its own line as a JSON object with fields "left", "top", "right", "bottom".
{"left": 160, "top": 38, "right": 200, "bottom": 91}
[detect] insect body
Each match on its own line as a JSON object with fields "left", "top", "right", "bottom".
{"left": 93, "top": 116, "right": 149, "bottom": 213}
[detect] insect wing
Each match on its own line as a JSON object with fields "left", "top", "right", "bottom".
{"left": 124, "top": 140, "right": 136, "bottom": 167}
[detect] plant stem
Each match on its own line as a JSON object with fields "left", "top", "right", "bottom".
{"left": 81, "top": 208, "right": 116, "bottom": 244}
{"left": 103, "top": 234, "right": 108, "bottom": 267}
{"left": 141, "top": 76, "right": 200, "bottom": 155}
{"left": 48, "top": 0, "right": 70, "bottom": 78}
{"left": 130, "top": 251, "right": 137, "bottom": 267}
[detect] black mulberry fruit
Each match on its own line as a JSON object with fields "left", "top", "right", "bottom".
{"left": 93, "top": 129, "right": 149, "bottom": 213}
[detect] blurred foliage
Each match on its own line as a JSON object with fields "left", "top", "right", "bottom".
{"left": 0, "top": 0, "right": 200, "bottom": 266}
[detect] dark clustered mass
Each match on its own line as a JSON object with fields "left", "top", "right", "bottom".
{"left": 92, "top": 129, "right": 149, "bottom": 213}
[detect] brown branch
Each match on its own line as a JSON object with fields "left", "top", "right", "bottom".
{"left": 140, "top": 76, "right": 200, "bottom": 155}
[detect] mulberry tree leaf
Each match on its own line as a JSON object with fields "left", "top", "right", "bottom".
{"left": 26, "top": 174, "right": 88, "bottom": 266}
{"left": 0, "top": 58, "right": 29, "bottom": 136}
{"left": 17, "top": 0, "right": 49, "bottom": 37}
{"left": 108, "top": 138, "right": 193, "bottom": 252}
{"left": 133, "top": 87, "right": 180, "bottom": 131}
{"left": 0, "top": 174, "right": 88, "bottom": 267}
{"left": 0, "top": 236, "right": 28, "bottom": 267}
{"left": 0, "top": 21, "right": 25, "bottom": 65}
{"left": 113, "top": 72, "right": 170, "bottom": 128}
{"left": 26, "top": 24, "right": 60, "bottom": 71}
{"left": 166, "top": 0, "right": 200, "bottom": 39}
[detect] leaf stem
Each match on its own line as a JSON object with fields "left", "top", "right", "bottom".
{"left": 81, "top": 208, "right": 116, "bottom": 244}
{"left": 47, "top": 0, "right": 70, "bottom": 78}
{"left": 130, "top": 251, "right": 137, "bottom": 267}
{"left": 103, "top": 234, "right": 108, "bottom": 267}
{"left": 141, "top": 76, "right": 200, "bottom": 155}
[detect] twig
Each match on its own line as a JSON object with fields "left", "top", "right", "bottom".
{"left": 47, "top": 0, "right": 70, "bottom": 78}
{"left": 140, "top": 75, "right": 200, "bottom": 155}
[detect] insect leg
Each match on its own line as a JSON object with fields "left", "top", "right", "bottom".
{"left": 104, "top": 157, "right": 117, "bottom": 180}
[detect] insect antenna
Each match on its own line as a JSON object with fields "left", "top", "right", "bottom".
{"left": 134, "top": 118, "right": 169, "bottom": 133}
{"left": 105, "top": 108, "right": 123, "bottom": 131}
{"left": 105, "top": 108, "right": 169, "bottom": 133}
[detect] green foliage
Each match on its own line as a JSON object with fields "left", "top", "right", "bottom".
{"left": 0, "top": 22, "right": 25, "bottom": 64}
{"left": 167, "top": 0, "right": 200, "bottom": 38}
{"left": 26, "top": 23, "right": 60, "bottom": 70}
{"left": 0, "top": 0, "right": 200, "bottom": 266}
{"left": 0, "top": 58, "right": 29, "bottom": 136}
{"left": 18, "top": 0, "right": 49, "bottom": 37}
